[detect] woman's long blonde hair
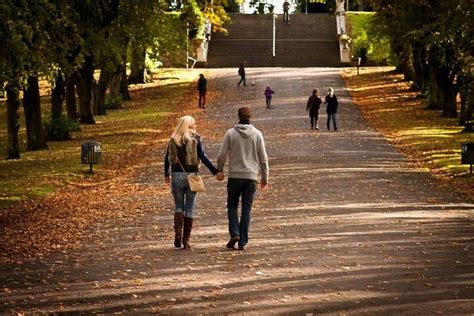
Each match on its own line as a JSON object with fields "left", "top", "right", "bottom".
{"left": 171, "top": 115, "right": 196, "bottom": 146}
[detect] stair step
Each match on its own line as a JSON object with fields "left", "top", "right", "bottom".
{"left": 207, "top": 13, "right": 341, "bottom": 68}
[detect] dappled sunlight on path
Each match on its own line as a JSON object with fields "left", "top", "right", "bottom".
{"left": 0, "top": 68, "right": 472, "bottom": 314}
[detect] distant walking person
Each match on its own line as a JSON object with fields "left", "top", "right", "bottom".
{"left": 306, "top": 89, "right": 322, "bottom": 130}
{"left": 283, "top": 0, "right": 291, "bottom": 24}
{"left": 197, "top": 74, "right": 207, "bottom": 109}
{"left": 325, "top": 88, "right": 338, "bottom": 131}
{"left": 164, "top": 116, "right": 219, "bottom": 249}
{"left": 238, "top": 63, "right": 246, "bottom": 87}
{"left": 264, "top": 86, "right": 275, "bottom": 109}
{"left": 217, "top": 107, "right": 269, "bottom": 251}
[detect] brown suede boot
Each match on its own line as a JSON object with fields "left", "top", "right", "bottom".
{"left": 182, "top": 217, "right": 194, "bottom": 250}
{"left": 174, "top": 212, "right": 184, "bottom": 248}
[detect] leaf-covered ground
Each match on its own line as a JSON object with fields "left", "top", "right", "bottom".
{"left": 0, "top": 69, "right": 206, "bottom": 263}
{"left": 0, "top": 68, "right": 473, "bottom": 314}
{"left": 343, "top": 67, "right": 474, "bottom": 202}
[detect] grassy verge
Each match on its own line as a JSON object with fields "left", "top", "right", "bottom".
{"left": 0, "top": 69, "right": 200, "bottom": 208}
{"left": 345, "top": 12, "right": 393, "bottom": 65}
{"left": 343, "top": 67, "right": 474, "bottom": 201}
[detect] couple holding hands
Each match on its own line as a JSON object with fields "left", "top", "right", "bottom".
{"left": 164, "top": 107, "right": 269, "bottom": 251}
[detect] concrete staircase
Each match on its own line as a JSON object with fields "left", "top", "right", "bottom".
{"left": 206, "top": 14, "right": 341, "bottom": 67}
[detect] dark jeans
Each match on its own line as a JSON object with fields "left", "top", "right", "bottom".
{"left": 283, "top": 11, "right": 289, "bottom": 24}
{"left": 238, "top": 75, "right": 246, "bottom": 86}
{"left": 266, "top": 96, "right": 272, "bottom": 109}
{"left": 227, "top": 178, "right": 257, "bottom": 248}
{"left": 310, "top": 114, "right": 319, "bottom": 129}
{"left": 198, "top": 91, "right": 206, "bottom": 108}
{"left": 327, "top": 113, "right": 337, "bottom": 130}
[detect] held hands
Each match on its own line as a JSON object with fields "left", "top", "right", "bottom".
{"left": 165, "top": 176, "right": 170, "bottom": 185}
{"left": 216, "top": 172, "right": 225, "bottom": 181}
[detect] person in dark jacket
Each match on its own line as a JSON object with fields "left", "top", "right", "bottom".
{"left": 164, "top": 115, "right": 219, "bottom": 249}
{"left": 283, "top": 0, "right": 291, "bottom": 24}
{"left": 325, "top": 88, "right": 338, "bottom": 131}
{"left": 197, "top": 74, "right": 207, "bottom": 109}
{"left": 238, "top": 63, "right": 246, "bottom": 87}
{"left": 306, "top": 89, "right": 322, "bottom": 130}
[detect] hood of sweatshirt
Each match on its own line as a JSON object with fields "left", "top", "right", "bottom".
{"left": 234, "top": 124, "right": 257, "bottom": 138}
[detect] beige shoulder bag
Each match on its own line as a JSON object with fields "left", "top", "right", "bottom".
{"left": 176, "top": 155, "right": 205, "bottom": 193}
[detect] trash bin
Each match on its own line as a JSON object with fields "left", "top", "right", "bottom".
{"left": 461, "top": 143, "right": 474, "bottom": 174}
{"left": 81, "top": 142, "right": 101, "bottom": 173}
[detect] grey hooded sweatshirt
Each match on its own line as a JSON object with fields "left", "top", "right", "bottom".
{"left": 217, "top": 124, "right": 269, "bottom": 184}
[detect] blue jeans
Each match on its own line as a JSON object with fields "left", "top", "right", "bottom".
{"left": 171, "top": 172, "right": 197, "bottom": 218}
{"left": 327, "top": 113, "right": 337, "bottom": 130}
{"left": 227, "top": 178, "right": 257, "bottom": 247}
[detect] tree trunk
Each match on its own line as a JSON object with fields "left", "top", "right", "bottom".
{"left": 51, "top": 74, "right": 65, "bottom": 120}
{"left": 459, "top": 79, "right": 473, "bottom": 130}
{"left": 77, "top": 55, "right": 95, "bottom": 124}
{"left": 66, "top": 74, "right": 78, "bottom": 121}
{"left": 437, "top": 68, "right": 457, "bottom": 118}
{"left": 128, "top": 46, "right": 147, "bottom": 84}
{"left": 23, "top": 75, "right": 47, "bottom": 151}
{"left": 426, "top": 65, "right": 443, "bottom": 110}
{"left": 5, "top": 82, "right": 21, "bottom": 160}
{"left": 119, "top": 60, "right": 132, "bottom": 100}
{"left": 92, "top": 79, "right": 98, "bottom": 115}
{"left": 442, "top": 87, "right": 457, "bottom": 118}
{"left": 398, "top": 47, "right": 414, "bottom": 83}
{"left": 109, "top": 66, "right": 123, "bottom": 107}
{"left": 95, "top": 68, "right": 111, "bottom": 116}
{"left": 412, "top": 45, "right": 425, "bottom": 92}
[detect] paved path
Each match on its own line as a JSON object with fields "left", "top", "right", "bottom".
{"left": 1, "top": 68, "right": 473, "bottom": 314}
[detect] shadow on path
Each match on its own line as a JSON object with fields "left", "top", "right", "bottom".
{"left": 0, "top": 68, "right": 473, "bottom": 314}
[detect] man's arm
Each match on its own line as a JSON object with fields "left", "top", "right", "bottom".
{"left": 257, "top": 133, "right": 269, "bottom": 186}
{"left": 217, "top": 130, "right": 230, "bottom": 173}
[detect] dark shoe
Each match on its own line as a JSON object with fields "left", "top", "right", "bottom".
{"left": 174, "top": 213, "right": 184, "bottom": 248}
{"left": 335, "top": 127, "right": 338, "bottom": 131}
{"left": 183, "top": 217, "right": 193, "bottom": 250}
{"left": 226, "top": 236, "right": 240, "bottom": 249}
{"left": 315, "top": 127, "right": 319, "bottom": 131}
{"left": 238, "top": 244, "right": 245, "bottom": 251}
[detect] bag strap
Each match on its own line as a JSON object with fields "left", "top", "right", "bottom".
{"left": 175, "top": 152, "right": 187, "bottom": 174}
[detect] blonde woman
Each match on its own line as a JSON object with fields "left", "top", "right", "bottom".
{"left": 164, "top": 116, "right": 218, "bottom": 249}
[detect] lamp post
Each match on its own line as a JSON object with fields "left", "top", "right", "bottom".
{"left": 305, "top": 0, "right": 308, "bottom": 14}
{"left": 272, "top": 12, "right": 276, "bottom": 57}
{"left": 186, "top": 22, "right": 189, "bottom": 70}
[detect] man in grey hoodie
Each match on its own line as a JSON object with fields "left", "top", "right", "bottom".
{"left": 217, "top": 107, "right": 269, "bottom": 251}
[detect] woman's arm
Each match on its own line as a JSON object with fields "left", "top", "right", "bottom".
{"left": 197, "top": 138, "right": 218, "bottom": 175}
{"left": 164, "top": 143, "right": 171, "bottom": 181}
